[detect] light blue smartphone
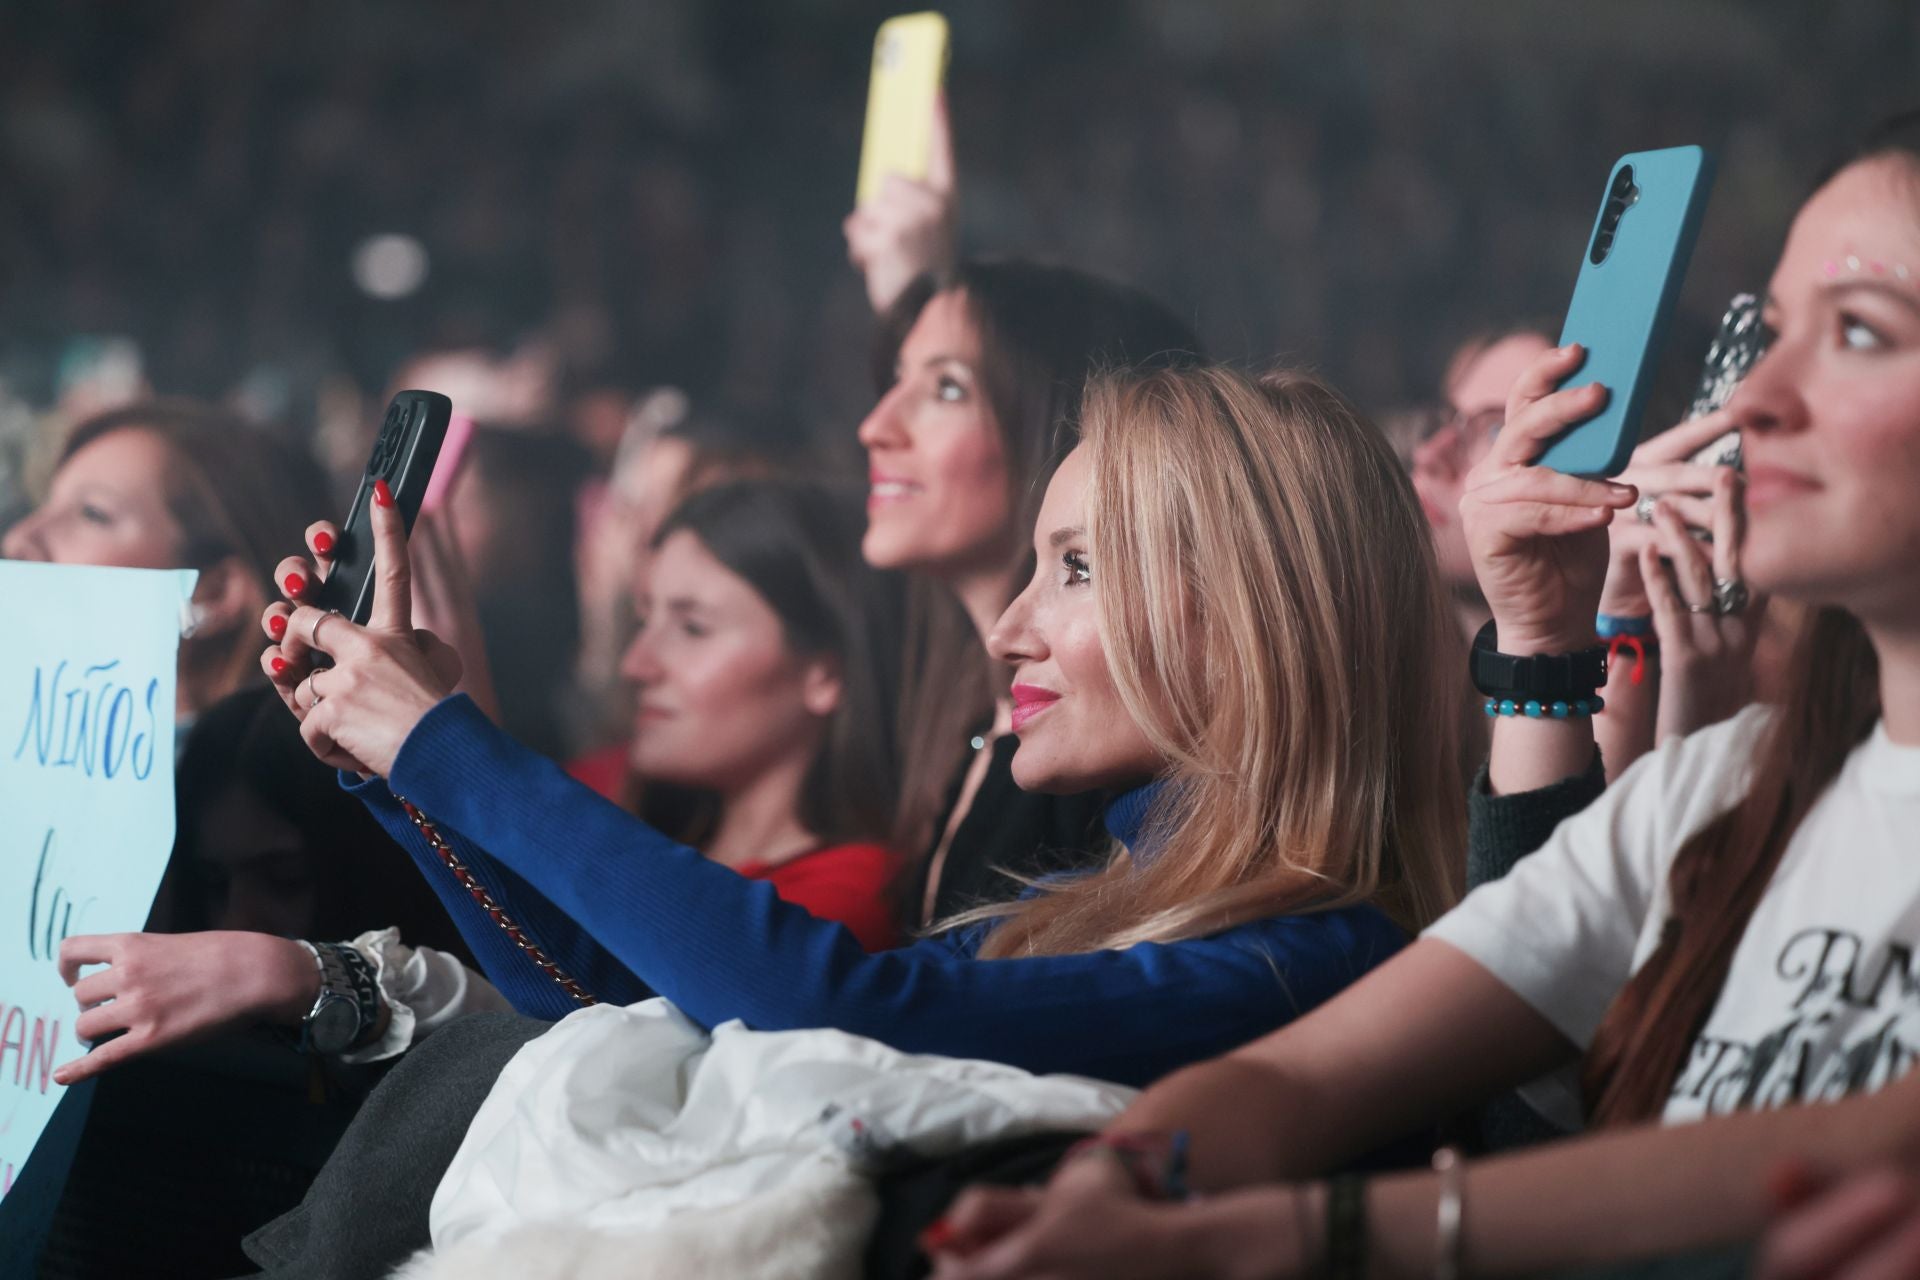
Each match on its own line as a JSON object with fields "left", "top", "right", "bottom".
{"left": 1539, "top": 146, "right": 1716, "bottom": 477}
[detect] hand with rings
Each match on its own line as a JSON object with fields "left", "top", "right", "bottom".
{"left": 1600, "top": 408, "right": 1742, "bottom": 620}
{"left": 1642, "top": 466, "right": 1766, "bottom": 743}
{"left": 261, "top": 480, "right": 464, "bottom": 777}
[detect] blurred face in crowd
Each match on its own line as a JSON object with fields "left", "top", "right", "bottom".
{"left": 190, "top": 785, "right": 320, "bottom": 938}
{"left": 1411, "top": 331, "right": 1553, "bottom": 587}
{"left": 857, "top": 289, "right": 1018, "bottom": 581}
{"left": 2, "top": 427, "right": 191, "bottom": 567}
{"left": 1737, "top": 155, "right": 1920, "bottom": 622}
{"left": 988, "top": 447, "right": 1161, "bottom": 794}
{"left": 620, "top": 530, "right": 839, "bottom": 794}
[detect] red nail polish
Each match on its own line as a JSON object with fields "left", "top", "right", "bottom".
{"left": 919, "top": 1218, "right": 956, "bottom": 1254}
{"left": 313, "top": 531, "right": 335, "bottom": 556}
{"left": 374, "top": 479, "right": 394, "bottom": 508}
{"left": 269, "top": 615, "right": 287, "bottom": 640}
{"left": 271, "top": 657, "right": 288, "bottom": 675}
{"left": 285, "top": 572, "right": 306, "bottom": 597}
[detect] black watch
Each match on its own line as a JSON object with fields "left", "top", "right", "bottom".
{"left": 1469, "top": 620, "right": 1608, "bottom": 700}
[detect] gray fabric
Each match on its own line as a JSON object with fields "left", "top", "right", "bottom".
{"left": 1466, "top": 750, "right": 1609, "bottom": 892}
{"left": 240, "top": 1012, "right": 551, "bottom": 1280}
{"left": 1466, "top": 750, "right": 1608, "bottom": 1154}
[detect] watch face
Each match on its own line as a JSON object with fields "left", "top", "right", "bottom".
{"left": 307, "top": 994, "right": 362, "bottom": 1054}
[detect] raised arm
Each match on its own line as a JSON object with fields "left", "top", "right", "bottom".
{"left": 373, "top": 695, "right": 1404, "bottom": 1086}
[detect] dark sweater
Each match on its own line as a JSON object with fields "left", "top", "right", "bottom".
{"left": 908, "top": 731, "right": 1111, "bottom": 926}
{"left": 1466, "top": 748, "right": 1609, "bottom": 1153}
{"left": 349, "top": 695, "right": 1409, "bottom": 1087}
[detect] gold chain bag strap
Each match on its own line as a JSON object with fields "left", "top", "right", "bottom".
{"left": 396, "top": 798, "right": 596, "bottom": 1008}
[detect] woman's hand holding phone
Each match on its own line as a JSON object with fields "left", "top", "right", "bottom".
{"left": 1461, "top": 343, "right": 1638, "bottom": 655}
{"left": 262, "top": 479, "right": 462, "bottom": 778}
{"left": 1597, "top": 408, "right": 1742, "bottom": 618}
{"left": 1642, "top": 467, "right": 1765, "bottom": 743}
{"left": 844, "top": 94, "right": 956, "bottom": 314}
{"left": 1462, "top": 344, "right": 1640, "bottom": 796}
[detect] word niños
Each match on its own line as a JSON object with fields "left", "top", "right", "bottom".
{"left": 11, "top": 659, "right": 162, "bottom": 781}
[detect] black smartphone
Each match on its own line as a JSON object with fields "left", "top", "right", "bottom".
{"left": 1684, "top": 292, "right": 1771, "bottom": 469}
{"left": 315, "top": 390, "right": 452, "bottom": 625}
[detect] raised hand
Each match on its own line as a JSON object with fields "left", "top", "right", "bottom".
{"left": 1600, "top": 408, "right": 1741, "bottom": 619}
{"left": 1642, "top": 466, "right": 1765, "bottom": 741}
{"left": 261, "top": 478, "right": 462, "bottom": 777}
{"left": 844, "top": 93, "right": 957, "bottom": 313}
{"left": 1459, "top": 342, "right": 1639, "bottom": 655}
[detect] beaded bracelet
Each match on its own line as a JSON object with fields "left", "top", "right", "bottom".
{"left": 1483, "top": 694, "right": 1606, "bottom": 719}
{"left": 1595, "top": 613, "right": 1654, "bottom": 639}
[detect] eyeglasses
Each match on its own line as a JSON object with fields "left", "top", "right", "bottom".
{"left": 1400, "top": 405, "right": 1504, "bottom": 467}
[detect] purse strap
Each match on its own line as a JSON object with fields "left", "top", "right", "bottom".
{"left": 396, "top": 797, "right": 597, "bottom": 1008}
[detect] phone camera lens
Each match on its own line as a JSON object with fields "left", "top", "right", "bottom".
{"left": 1613, "top": 165, "right": 1636, "bottom": 195}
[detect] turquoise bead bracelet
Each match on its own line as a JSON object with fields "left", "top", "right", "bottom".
{"left": 1483, "top": 694, "right": 1606, "bottom": 719}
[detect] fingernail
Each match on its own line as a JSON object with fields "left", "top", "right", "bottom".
{"left": 271, "top": 657, "right": 288, "bottom": 675}
{"left": 919, "top": 1218, "right": 956, "bottom": 1254}
{"left": 1608, "top": 483, "right": 1634, "bottom": 497}
{"left": 284, "top": 572, "right": 306, "bottom": 597}
{"left": 374, "top": 478, "right": 395, "bottom": 508}
{"left": 269, "top": 615, "right": 287, "bottom": 640}
{"left": 313, "top": 531, "right": 335, "bottom": 556}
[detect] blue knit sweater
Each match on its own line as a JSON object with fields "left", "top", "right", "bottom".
{"left": 348, "top": 695, "right": 1407, "bottom": 1086}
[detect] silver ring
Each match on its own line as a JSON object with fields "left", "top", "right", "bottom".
{"left": 1684, "top": 601, "right": 1714, "bottom": 614}
{"left": 1635, "top": 494, "right": 1658, "bottom": 525}
{"left": 307, "top": 668, "right": 326, "bottom": 705}
{"left": 1712, "top": 577, "right": 1749, "bottom": 616}
{"left": 310, "top": 609, "right": 338, "bottom": 650}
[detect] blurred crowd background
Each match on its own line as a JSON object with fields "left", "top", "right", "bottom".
{"left": 1, "top": 0, "right": 1915, "bottom": 733}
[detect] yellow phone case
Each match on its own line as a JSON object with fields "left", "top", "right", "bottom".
{"left": 855, "top": 12, "right": 949, "bottom": 206}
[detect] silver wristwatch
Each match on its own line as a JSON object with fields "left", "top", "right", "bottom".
{"left": 295, "top": 940, "right": 366, "bottom": 1055}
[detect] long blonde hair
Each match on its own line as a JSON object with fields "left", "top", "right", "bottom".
{"left": 974, "top": 366, "right": 1464, "bottom": 959}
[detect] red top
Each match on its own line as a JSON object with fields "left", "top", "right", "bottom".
{"left": 567, "top": 749, "right": 901, "bottom": 951}
{"left": 735, "top": 843, "right": 901, "bottom": 953}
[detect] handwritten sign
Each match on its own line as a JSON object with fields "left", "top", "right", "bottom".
{"left": 0, "top": 560, "right": 195, "bottom": 1207}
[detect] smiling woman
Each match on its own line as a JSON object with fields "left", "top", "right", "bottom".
{"left": 1, "top": 401, "right": 329, "bottom": 721}
{"left": 229, "top": 358, "right": 1464, "bottom": 1274}
{"left": 924, "top": 112, "right": 1920, "bottom": 1280}
{"left": 858, "top": 260, "right": 1209, "bottom": 927}
{"left": 252, "top": 356, "right": 1462, "bottom": 1078}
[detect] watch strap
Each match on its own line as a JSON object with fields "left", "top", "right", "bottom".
{"left": 1469, "top": 620, "right": 1608, "bottom": 699}
{"left": 295, "top": 940, "right": 381, "bottom": 1054}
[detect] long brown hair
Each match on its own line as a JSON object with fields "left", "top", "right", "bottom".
{"left": 61, "top": 400, "right": 330, "bottom": 703}
{"left": 876, "top": 260, "right": 1207, "bottom": 856}
{"left": 1584, "top": 610, "right": 1879, "bottom": 1123}
{"left": 633, "top": 477, "right": 906, "bottom": 850}
{"left": 1582, "top": 113, "right": 1920, "bottom": 1123}
{"left": 970, "top": 367, "right": 1464, "bottom": 958}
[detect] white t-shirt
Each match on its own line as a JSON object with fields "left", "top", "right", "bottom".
{"left": 1427, "top": 704, "right": 1920, "bottom": 1126}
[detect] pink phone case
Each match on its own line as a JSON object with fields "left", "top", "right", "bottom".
{"left": 420, "top": 414, "right": 475, "bottom": 512}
